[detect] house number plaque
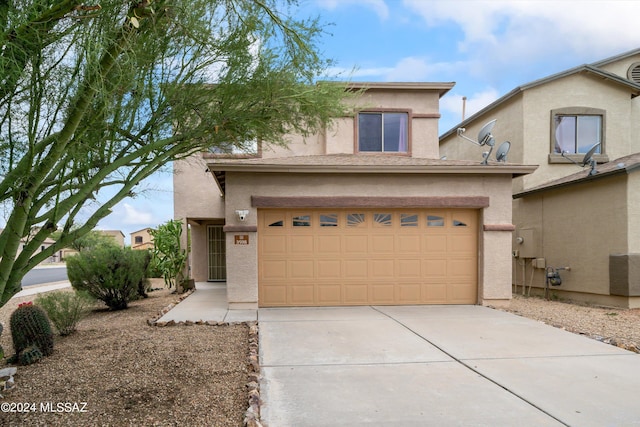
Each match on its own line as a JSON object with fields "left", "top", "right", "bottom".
{"left": 234, "top": 235, "right": 249, "bottom": 245}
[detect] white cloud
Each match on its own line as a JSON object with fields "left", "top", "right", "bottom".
{"left": 120, "top": 203, "right": 154, "bottom": 225}
{"left": 439, "top": 88, "right": 501, "bottom": 133}
{"left": 318, "top": 0, "right": 390, "bottom": 20}
{"left": 403, "top": 0, "right": 640, "bottom": 78}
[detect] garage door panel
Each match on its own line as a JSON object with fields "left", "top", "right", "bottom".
{"left": 424, "top": 283, "right": 448, "bottom": 303}
{"left": 317, "top": 235, "right": 341, "bottom": 253}
{"left": 371, "top": 235, "right": 394, "bottom": 253}
{"left": 290, "top": 285, "right": 314, "bottom": 305}
{"left": 398, "top": 235, "right": 421, "bottom": 252}
{"left": 398, "top": 259, "right": 421, "bottom": 277}
{"left": 317, "top": 284, "right": 342, "bottom": 304}
{"left": 448, "top": 283, "right": 476, "bottom": 304}
{"left": 344, "top": 284, "right": 368, "bottom": 303}
{"left": 261, "top": 235, "right": 287, "bottom": 254}
{"left": 259, "top": 208, "right": 478, "bottom": 307}
{"left": 371, "top": 284, "right": 395, "bottom": 304}
{"left": 290, "top": 260, "right": 314, "bottom": 278}
{"left": 290, "top": 235, "right": 314, "bottom": 253}
{"left": 448, "top": 258, "right": 476, "bottom": 278}
{"left": 371, "top": 259, "right": 395, "bottom": 278}
{"left": 345, "top": 260, "right": 368, "bottom": 278}
{"left": 424, "top": 258, "right": 447, "bottom": 277}
{"left": 345, "top": 235, "right": 368, "bottom": 253}
{"left": 261, "top": 285, "right": 287, "bottom": 305}
{"left": 398, "top": 283, "right": 421, "bottom": 303}
{"left": 317, "top": 260, "right": 342, "bottom": 278}
{"left": 425, "top": 235, "right": 447, "bottom": 252}
{"left": 449, "top": 235, "right": 476, "bottom": 252}
{"left": 262, "top": 260, "right": 287, "bottom": 279}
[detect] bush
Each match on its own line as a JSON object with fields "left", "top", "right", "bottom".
{"left": 67, "top": 246, "right": 147, "bottom": 310}
{"left": 35, "top": 291, "right": 94, "bottom": 336}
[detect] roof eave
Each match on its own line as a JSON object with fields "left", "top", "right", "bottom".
{"left": 512, "top": 164, "right": 640, "bottom": 199}
{"left": 208, "top": 163, "right": 538, "bottom": 176}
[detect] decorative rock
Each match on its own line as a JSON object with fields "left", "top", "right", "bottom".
{"left": 0, "top": 367, "right": 17, "bottom": 379}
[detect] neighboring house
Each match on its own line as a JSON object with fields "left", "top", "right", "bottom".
{"left": 101, "top": 230, "right": 125, "bottom": 248}
{"left": 131, "top": 228, "right": 154, "bottom": 250}
{"left": 0, "top": 228, "right": 61, "bottom": 263}
{"left": 174, "top": 82, "right": 535, "bottom": 309}
{"left": 440, "top": 48, "right": 640, "bottom": 308}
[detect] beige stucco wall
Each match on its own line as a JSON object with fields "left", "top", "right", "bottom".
{"left": 513, "top": 174, "right": 629, "bottom": 301}
{"left": 222, "top": 171, "right": 515, "bottom": 308}
{"left": 440, "top": 72, "right": 637, "bottom": 194}
{"left": 440, "top": 94, "right": 524, "bottom": 166}
{"left": 174, "top": 156, "right": 225, "bottom": 220}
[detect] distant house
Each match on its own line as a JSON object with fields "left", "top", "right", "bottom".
{"left": 100, "top": 230, "right": 125, "bottom": 248}
{"left": 440, "top": 48, "right": 640, "bottom": 308}
{"left": 131, "top": 228, "right": 154, "bottom": 250}
{"left": 0, "top": 228, "right": 62, "bottom": 263}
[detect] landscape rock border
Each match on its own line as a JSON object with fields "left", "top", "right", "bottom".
{"left": 147, "top": 291, "right": 263, "bottom": 427}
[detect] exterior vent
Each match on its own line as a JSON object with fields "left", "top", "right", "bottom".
{"left": 628, "top": 62, "right": 640, "bottom": 84}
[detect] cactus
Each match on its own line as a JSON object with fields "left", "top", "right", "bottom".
{"left": 9, "top": 302, "right": 54, "bottom": 364}
{"left": 18, "top": 345, "right": 43, "bottom": 366}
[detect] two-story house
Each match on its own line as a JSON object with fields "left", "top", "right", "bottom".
{"left": 174, "top": 82, "right": 535, "bottom": 309}
{"left": 440, "top": 48, "right": 640, "bottom": 308}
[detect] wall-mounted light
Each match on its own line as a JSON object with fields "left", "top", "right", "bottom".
{"left": 235, "top": 209, "right": 249, "bottom": 222}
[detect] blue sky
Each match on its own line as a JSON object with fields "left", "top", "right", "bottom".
{"left": 98, "top": 0, "right": 640, "bottom": 241}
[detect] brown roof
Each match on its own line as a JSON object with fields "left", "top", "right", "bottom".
{"left": 514, "top": 152, "right": 640, "bottom": 199}
{"left": 207, "top": 154, "right": 537, "bottom": 194}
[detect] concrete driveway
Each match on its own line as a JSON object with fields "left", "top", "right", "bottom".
{"left": 258, "top": 305, "right": 640, "bottom": 426}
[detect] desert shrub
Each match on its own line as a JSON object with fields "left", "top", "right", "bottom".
{"left": 150, "top": 220, "right": 187, "bottom": 290}
{"left": 35, "top": 290, "right": 94, "bottom": 336}
{"left": 67, "top": 246, "right": 147, "bottom": 310}
{"left": 132, "top": 249, "right": 151, "bottom": 299}
{"left": 9, "top": 302, "right": 54, "bottom": 365}
{"left": 146, "top": 251, "right": 163, "bottom": 278}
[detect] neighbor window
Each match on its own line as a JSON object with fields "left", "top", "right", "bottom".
{"left": 551, "top": 108, "right": 604, "bottom": 156}
{"left": 134, "top": 236, "right": 143, "bottom": 244}
{"left": 358, "top": 112, "right": 408, "bottom": 153}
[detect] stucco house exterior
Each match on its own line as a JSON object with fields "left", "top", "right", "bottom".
{"left": 174, "top": 82, "right": 535, "bottom": 309}
{"left": 131, "top": 228, "right": 154, "bottom": 250}
{"left": 440, "top": 48, "right": 640, "bottom": 308}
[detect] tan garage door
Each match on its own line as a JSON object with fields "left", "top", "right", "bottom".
{"left": 258, "top": 208, "right": 478, "bottom": 307}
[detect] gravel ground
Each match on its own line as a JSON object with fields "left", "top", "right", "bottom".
{"left": 1, "top": 288, "right": 640, "bottom": 426}
{"left": 502, "top": 294, "right": 640, "bottom": 353}
{"left": 0, "top": 288, "right": 250, "bottom": 426}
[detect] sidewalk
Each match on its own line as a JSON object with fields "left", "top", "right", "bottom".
{"left": 156, "top": 282, "right": 257, "bottom": 323}
{"left": 12, "top": 281, "right": 71, "bottom": 298}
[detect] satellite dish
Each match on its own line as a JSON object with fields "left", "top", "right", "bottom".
{"left": 477, "top": 119, "right": 497, "bottom": 146}
{"left": 495, "top": 141, "right": 511, "bottom": 162}
{"left": 457, "top": 118, "right": 506, "bottom": 165}
{"left": 561, "top": 142, "right": 600, "bottom": 176}
{"left": 581, "top": 143, "right": 600, "bottom": 166}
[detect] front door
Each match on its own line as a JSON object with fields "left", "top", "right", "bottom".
{"left": 207, "top": 225, "right": 226, "bottom": 281}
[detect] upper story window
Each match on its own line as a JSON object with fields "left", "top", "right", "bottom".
{"left": 549, "top": 107, "right": 607, "bottom": 163}
{"left": 358, "top": 112, "right": 408, "bottom": 153}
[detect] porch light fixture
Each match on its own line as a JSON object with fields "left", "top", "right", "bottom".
{"left": 235, "top": 209, "right": 249, "bottom": 221}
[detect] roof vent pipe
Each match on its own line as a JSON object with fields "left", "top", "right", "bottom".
{"left": 462, "top": 96, "right": 467, "bottom": 121}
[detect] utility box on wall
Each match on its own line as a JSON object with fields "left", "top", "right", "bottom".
{"left": 516, "top": 228, "right": 537, "bottom": 258}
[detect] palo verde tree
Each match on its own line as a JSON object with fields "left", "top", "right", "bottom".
{"left": 0, "top": 0, "right": 352, "bottom": 306}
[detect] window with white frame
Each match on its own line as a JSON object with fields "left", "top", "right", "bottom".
{"left": 552, "top": 108, "right": 604, "bottom": 155}
{"left": 358, "top": 112, "right": 408, "bottom": 153}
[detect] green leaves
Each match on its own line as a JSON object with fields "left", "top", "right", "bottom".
{"left": 149, "top": 219, "right": 187, "bottom": 290}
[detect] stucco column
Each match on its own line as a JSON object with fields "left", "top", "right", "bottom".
{"left": 224, "top": 225, "right": 258, "bottom": 309}
{"left": 480, "top": 225, "right": 516, "bottom": 307}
